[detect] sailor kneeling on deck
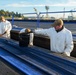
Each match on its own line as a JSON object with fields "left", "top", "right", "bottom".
{"left": 19, "top": 28, "right": 34, "bottom": 46}
{"left": 20, "top": 19, "right": 74, "bottom": 57}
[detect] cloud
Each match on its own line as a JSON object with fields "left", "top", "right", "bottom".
{"left": 65, "top": 0, "right": 76, "bottom": 6}
{"left": 6, "top": 0, "right": 76, "bottom": 8}
{"left": 7, "top": 4, "right": 45, "bottom": 7}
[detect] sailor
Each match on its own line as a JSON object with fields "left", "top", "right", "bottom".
{"left": 34, "top": 19, "right": 74, "bottom": 56}
{"left": 0, "top": 16, "right": 12, "bottom": 38}
{"left": 19, "top": 28, "right": 34, "bottom": 46}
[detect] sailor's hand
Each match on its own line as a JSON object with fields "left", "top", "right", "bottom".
{"left": 0, "top": 34, "right": 2, "bottom": 37}
{"left": 62, "top": 52, "right": 68, "bottom": 56}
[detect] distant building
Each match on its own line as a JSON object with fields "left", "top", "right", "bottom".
{"left": 68, "top": 16, "right": 73, "bottom": 20}
{"left": 50, "top": 17, "right": 55, "bottom": 20}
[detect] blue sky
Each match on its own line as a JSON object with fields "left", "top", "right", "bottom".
{"left": 0, "top": 0, "right": 76, "bottom": 14}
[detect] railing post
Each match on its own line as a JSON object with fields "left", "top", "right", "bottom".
{"left": 12, "top": 14, "right": 14, "bottom": 26}
{"left": 37, "top": 13, "right": 40, "bottom": 28}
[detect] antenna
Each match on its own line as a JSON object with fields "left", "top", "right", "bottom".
{"left": 63, "top": 7, "right": 65, "bottom": 20}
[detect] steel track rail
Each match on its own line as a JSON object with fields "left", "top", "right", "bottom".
{"left": 0, "top": 48, "right": 46, "bottom": 75}
{"left": 3, "top": 39, "right": 76, "bottom": 74}
{"left": 0, "top": 45, "right": 55, "bottom": 75}
{"left": 0, "top": 38, "right": 76, "bottom": 75}
{"left": 0, "top": 39, "right": 58, "bottom": 75}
